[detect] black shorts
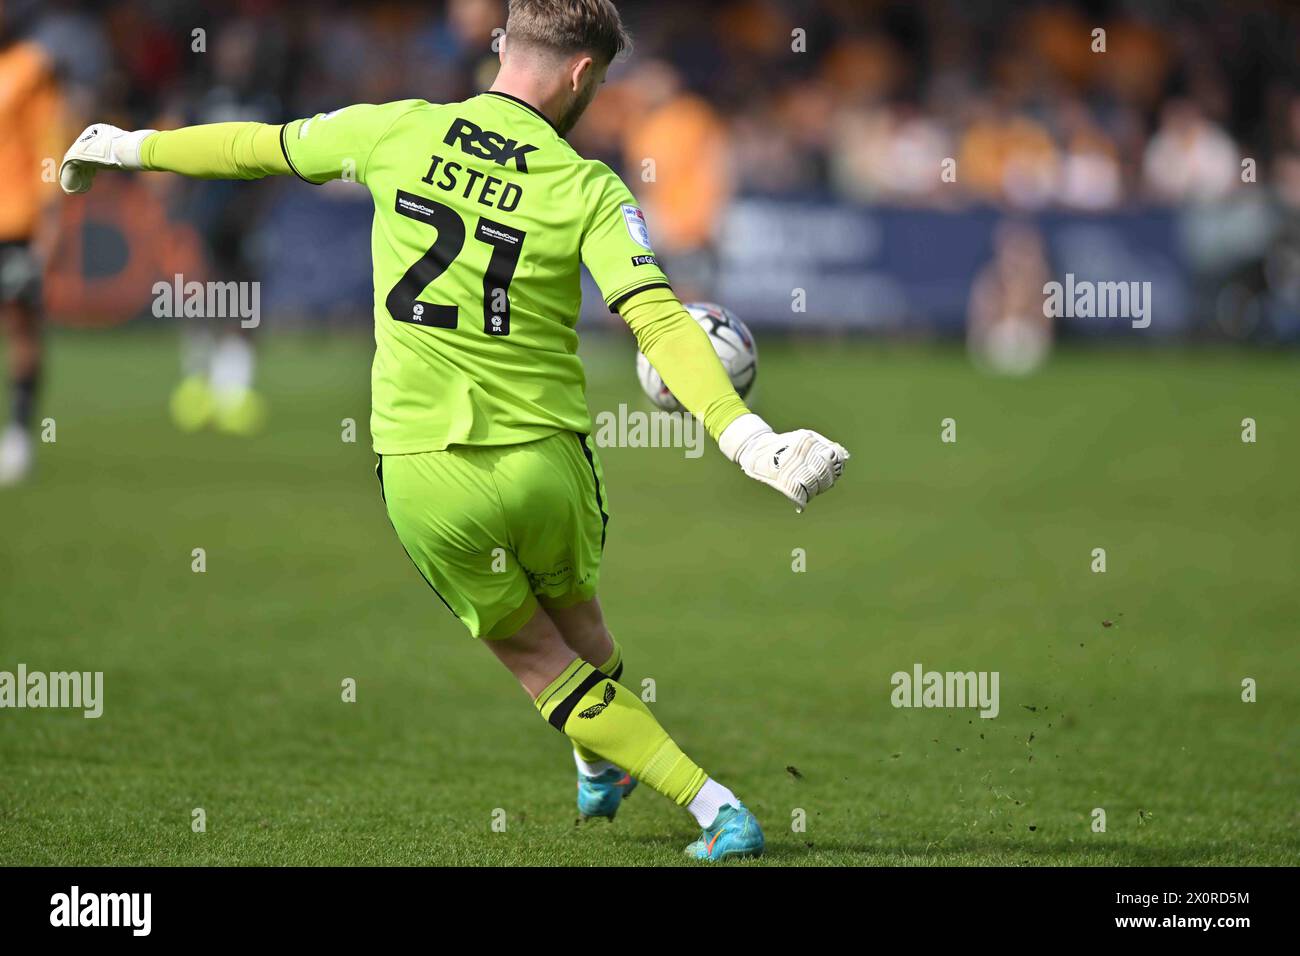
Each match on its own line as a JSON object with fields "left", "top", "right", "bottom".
{"left": 0, "top": 239, "right": 42, "bottom": 309}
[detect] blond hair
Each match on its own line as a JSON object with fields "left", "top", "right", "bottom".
{"left": 505, "top": 0, "right": 631, "bottom": 65}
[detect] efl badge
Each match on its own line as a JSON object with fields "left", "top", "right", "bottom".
{"left": 621, "top": 203, "right": 652, "bottom": 250}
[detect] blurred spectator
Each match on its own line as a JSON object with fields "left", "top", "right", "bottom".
{"left": 1143, "top": 100, "right": 1240, "bottom": 203}
{"left": 1057, "top": 99, "right": 1122, "bottom": 210}
{"left": 830, "top": 104, "right": 952, "bottom": 204}
{"left": 958, "top": 103, "right": 1060, "bottom": 210}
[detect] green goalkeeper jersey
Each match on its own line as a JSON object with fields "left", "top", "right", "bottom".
{"left": 279, "top": 93, "right": 672, "bottom": 454}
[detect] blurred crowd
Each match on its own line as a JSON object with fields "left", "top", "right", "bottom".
{"left": 7, "top": 0, "right": 1300, "bottom": 347}
{"left": 22, "top": 0, "right": 1300, "bottom": 216}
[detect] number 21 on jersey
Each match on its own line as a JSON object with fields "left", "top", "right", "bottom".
{"left": 385, "top": 189, "right": 526, "bottom": 336}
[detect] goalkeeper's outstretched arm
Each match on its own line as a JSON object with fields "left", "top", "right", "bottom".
{"left": 59, "top": 122, "right": 291, "bottom": 193}
{"left": 62, "top": 103, "right": 424, "bottom": 192}
{"left": 620, "top": 286, "right": 850, "bottom": 512}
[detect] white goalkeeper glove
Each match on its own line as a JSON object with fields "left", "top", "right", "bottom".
{"left": 718, "top": 413, "right": 850, "bottom": 513}
{"left": 59, "top": 124, "right": 156, "bottom": 195}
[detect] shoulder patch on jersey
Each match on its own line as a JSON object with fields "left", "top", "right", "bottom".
{"left": 621, "top": 203, "right": 653, "bottom": 250}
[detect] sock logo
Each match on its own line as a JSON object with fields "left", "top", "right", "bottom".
{"left": 577, "top": 683, "right": 616, "bottom": 719}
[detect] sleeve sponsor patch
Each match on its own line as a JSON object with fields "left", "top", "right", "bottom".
{"left": 299, "top": 107, "right": 346, "bottom": 138}
{"left": 621, "top": 203, "right": 653, "bottom": 250}
{"left": 631, "top": 254, "right": 659, "bottom": 267}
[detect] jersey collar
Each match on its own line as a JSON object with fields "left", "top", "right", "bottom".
{"left": 482, "top": 91, "right": 560, "bottom": 134}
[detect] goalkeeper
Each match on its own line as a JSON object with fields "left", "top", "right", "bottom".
{"left": 59, "top": 0, "right": 849, "bottom": 861}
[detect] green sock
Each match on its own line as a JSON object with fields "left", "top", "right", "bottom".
{"left": 597, "top": 640, "right": 623, "bottom": 681}
{"left": 572, "top": 640, "right": 624, "bottom": 765}
{"left": 539, "top": 659, "right": 706, "bottom": 806}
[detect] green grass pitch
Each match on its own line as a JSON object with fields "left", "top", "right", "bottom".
{"left": 1, "top": 329, "right": 1297, "bottom": 866}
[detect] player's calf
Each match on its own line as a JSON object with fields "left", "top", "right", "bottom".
{"left": 489, "top": 607, "right": 760, "bottom": 856}
{"left": 548, "top": 597, "right": 641, "bottom": 819}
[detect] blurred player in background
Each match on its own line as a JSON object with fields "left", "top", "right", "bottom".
{"left": 0, "top": 4, "right": 63, "bottom": 485}
{"left": 163, "top": 19, "right": 275, "bottom": 435}
{"left": 620, "top": 59, "right": 731, "bottom": 301}
{"left": 967, "top": 220, "right": 1053, "bottom": 376}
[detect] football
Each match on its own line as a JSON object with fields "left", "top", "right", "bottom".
{"left": 636, "top": 302, "right": 758, "bottom": 412}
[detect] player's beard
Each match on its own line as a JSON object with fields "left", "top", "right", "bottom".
{"left": 555, "top": 79, "right": 599, "bottom": 137}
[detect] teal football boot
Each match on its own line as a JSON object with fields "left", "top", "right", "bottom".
{"left": 685, "top": 803, "right": 765, "bottom": 861}
{"left": 577, "top": 767, "right": 638, "bottom": 821}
